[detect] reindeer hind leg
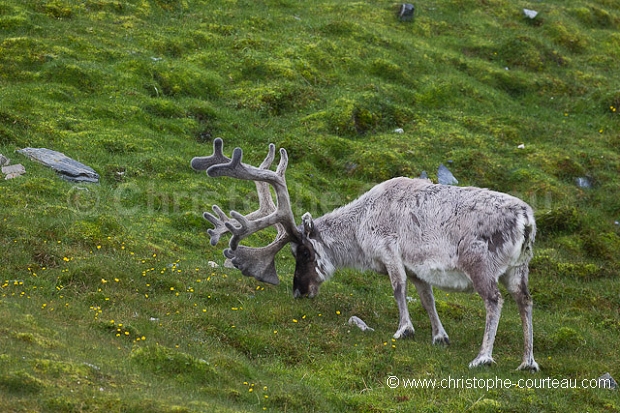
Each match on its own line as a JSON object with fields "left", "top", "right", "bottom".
{"left": 501, "top": 264, "right": 540, "bottom": 372}
{"left": 465, "top": 261, "right": 504, "bottom": 368}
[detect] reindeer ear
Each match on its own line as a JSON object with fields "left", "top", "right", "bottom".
{"left": 302, "top": 212, "right": 314, "bottom": 237}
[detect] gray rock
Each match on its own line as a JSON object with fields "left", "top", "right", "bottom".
{"left": 398, "top": 3, "right": 415, "bottom": 22}
{"left": 438, "top": 163, "right": 458, "bottom": 185}
{"left": 0, "top": 154, "right": 9, "bottom": 166}
{"left": 2, "top": 164, "right": 26, "bottom": 180}
{"left": 348, "top": 316, "right": 374, "bottom": 332}
{"left": 575, "top": 177, "right": 592, "bottom": 189}
{"left": 598, "top": 373, "right": 618, "bottom": 390}
{"left": 17, "top": 148, "right": 99, "bottom": 183}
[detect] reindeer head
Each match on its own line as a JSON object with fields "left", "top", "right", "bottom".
{"left": 192, "top": 139, "right": 326, "bottom": 297}
{"left": 291, "top": 213, "right": 327, "bottom": 298}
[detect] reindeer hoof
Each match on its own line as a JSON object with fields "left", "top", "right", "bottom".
{"left": 517, "top": 360, "right": 540, "bottom": 372}
{"left": 393, "top": 325, "right": 415, "bottom": 339}
{"left": 468, "top": 355, "right": 495, "bottom": 368}
{"left": 432, "top": 334, "right": 450, "bottom": 346}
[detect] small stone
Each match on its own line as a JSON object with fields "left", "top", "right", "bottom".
{"left": 394, "top": 128, "right": 404, "bottom": 134}
{"left": 598, "top": 373, "right": 618, "bottom": 390}
{"left": 523, "top": 9, "right": 538, "bottom": 19}
{"left": 2, "top": 164, "right": 26, "bottom": 179}
{"left": 575, "top": 177, "right": 592, "bottom": 189}
{"left": 438, "top": 163, "right": 458, "bottom": 185}
{"left": 348, "top": 316, "right": 374, "bottom": 332}
{"left": 398, "top": 3, "right": 415, "bottom": 22}
{"left": 0, "top": 154, "right": 9, "bottom": 166}
{"left": 517, "top": 144, "right": 525, "bottom": 149}
{"left": 207, "top": 260, "right": 219, "bottom": 268}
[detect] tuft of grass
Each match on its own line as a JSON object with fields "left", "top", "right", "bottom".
{"left": 0, "top": 371, "right": 46, "bottom": 395}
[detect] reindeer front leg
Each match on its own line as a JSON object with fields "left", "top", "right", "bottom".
{"left": 410, "top": 276, "right": 450, "bottom": 345}
{"left": 385, "top": 260, "right": 415, "bottom": 339}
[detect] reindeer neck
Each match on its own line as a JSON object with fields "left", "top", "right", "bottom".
{"left": 312, "top": 202, "right": 366, "bottom": 272}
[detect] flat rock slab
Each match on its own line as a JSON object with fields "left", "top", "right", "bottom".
{"left": 17, "top": 148, "right": 99, "bottom": 183}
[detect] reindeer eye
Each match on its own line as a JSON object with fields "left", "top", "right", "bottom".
{"left": 298, "top": 244, "right": 314, "bottom": 261}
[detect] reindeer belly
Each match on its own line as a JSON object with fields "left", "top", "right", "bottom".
{"left": 408, "top": 262, "right": 474, "bottom": 292}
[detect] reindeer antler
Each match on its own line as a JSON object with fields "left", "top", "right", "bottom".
{"left": 193, "top": 140, "right": 279, "bottom": 246}
{"left": 193, "top": 138, "right": 300, "bottom": 285}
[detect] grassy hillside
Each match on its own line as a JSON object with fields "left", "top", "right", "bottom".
{"left": 1, "top": 0, "right": 619, "bottom": 411}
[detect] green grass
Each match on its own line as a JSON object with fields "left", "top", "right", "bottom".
{"left": 1, "top": 0, "right": 620, "bottom": 411}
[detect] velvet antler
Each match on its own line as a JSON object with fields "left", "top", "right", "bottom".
{"left": 193, "top": 138, "right": 300, "bottom": 284}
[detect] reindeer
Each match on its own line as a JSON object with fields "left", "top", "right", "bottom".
{"left": 191, "top": 139, "right": 540, "bottom": 371}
